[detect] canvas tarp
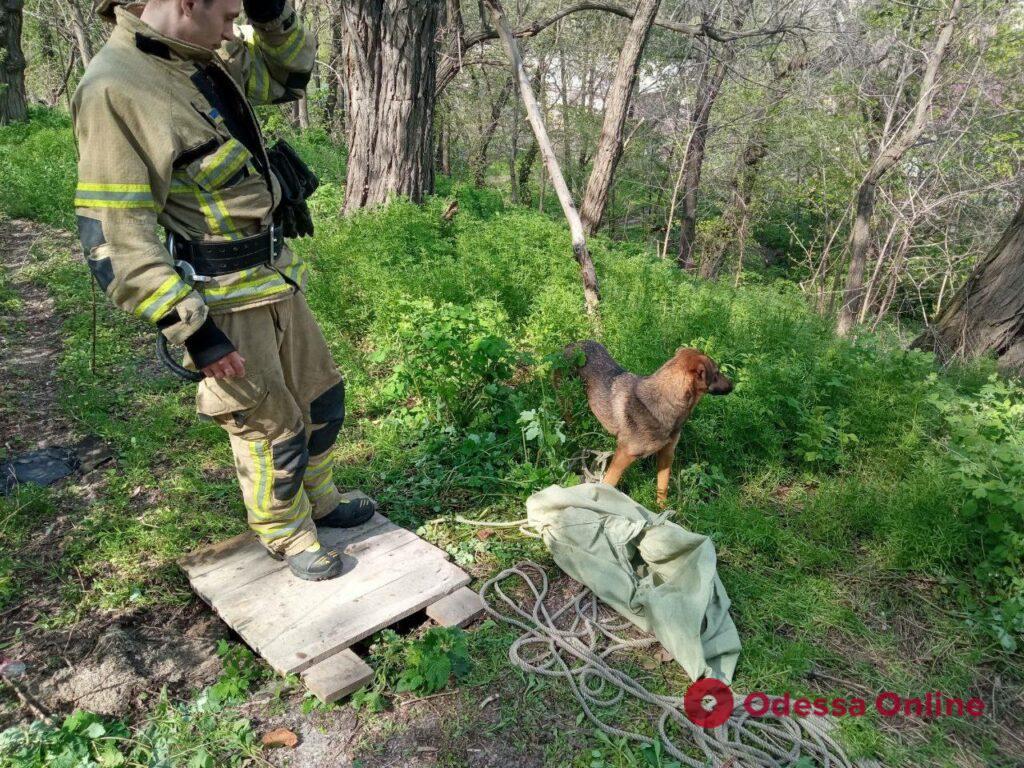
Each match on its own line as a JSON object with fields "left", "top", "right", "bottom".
{"left": 526, "top": 482, "right": 741, "bottom": 683}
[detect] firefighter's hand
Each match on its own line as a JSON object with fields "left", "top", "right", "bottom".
{"left": 243, "top": 0, "right": 286, "bottom": 23}
{"left": 203, "top": 351, "right": 247, "bottom": 379}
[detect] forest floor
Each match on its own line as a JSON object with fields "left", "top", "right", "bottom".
{"left": 1, "top": 214, "right": 1022, "bottom": 768}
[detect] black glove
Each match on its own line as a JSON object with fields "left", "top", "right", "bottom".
{"left": 182, "top": 316, "right": 236, "bottom": 369}
{"left": 243, "top": 0, "right": 286, "bottom": 24}
{"left": 267, "top": 140, "right": 318, "bottom": 239}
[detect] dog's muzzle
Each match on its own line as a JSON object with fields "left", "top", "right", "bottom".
{"left": 709, "top": 376, "right": 734, "bottom": 395}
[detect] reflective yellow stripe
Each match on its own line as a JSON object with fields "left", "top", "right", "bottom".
{"left": 306, "top": 473, "right": 335, "bottom": 500}
{"left": 76, "top": 182, "right": 151, "bottom": 192}
{"left": 194, "top": 188, "right": 243, "bottom": 241}
{"left": 251, "top": 492, "right": 310, "bottom": 537}
{"left": 305, "top": 454, "right": 333, "bottom": 474}
{"left": 193, "top": 140, "right": 250, "bottom": 189}
{"left": 169, "top": 174, "right": 192, "bottom": 195}
{"left": 75, "top": 182, "right": 155, "bottom": 210}
{"left": 280, "top": 260, "right": 307, "bottom": 286}
{"left": 259, "top": 25, "right": 303, "bottom": 60}
{"left": 75, "top": 199, "right": 156, "bottom": 210}
{"left": 202, "top": 272, "right": 284, "bottom": 299}
{"left": 279, "top": 31, "right": 307, "bottom": 66}
{"left": 248, "top": 441, "right": 273, "bottom": 518}
{"left": 246, "top": 55, "right": 272, "bottom": 103}
{"left": 134, "top": 275, "right": 190, "bottom": 322}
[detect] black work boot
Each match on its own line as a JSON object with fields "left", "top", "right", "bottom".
{"left": 285, "top": 543, "right": 344, "bottom": 581}
{"left": 315, "top": 494, "right": 377, "bottom": 529}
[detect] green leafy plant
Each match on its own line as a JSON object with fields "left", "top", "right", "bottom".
{"left": 395, "top": 626, "right": 472, "bottom": 695}
{"left": 352, "top": 626, "right": 472, "bottom": 712}
{"left": 208, "top": 640, "right": 269, "bottom": 705}
{"left": 0, "top": 711, "right": 129, "bottom": 768}
{"left": 929, "top": 374, "right": 1024, "bottom": 650}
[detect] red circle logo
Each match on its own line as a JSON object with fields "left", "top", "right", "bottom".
{"left": 683, "top": 679, "right": 734, "bottom": 728}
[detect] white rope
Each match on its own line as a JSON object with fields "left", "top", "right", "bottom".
{"left": 478, "top": 562, "right": 857, "bottom": 768}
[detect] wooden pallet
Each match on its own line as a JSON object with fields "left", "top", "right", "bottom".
{"left": 180, "top": 493, "right": 484, "bottom": 702}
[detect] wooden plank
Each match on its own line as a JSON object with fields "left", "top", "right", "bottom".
{"left": 426, "top": 586, "right": 485, "bottom": 628}
{"left": 187, "top": 513, "right": 395, "bottom": 608}
{"left": 261, "top": 557, "right": 470, "bottom": 674}
{"left": 224, "top": 526, "right": 425, "bottom": 642}
{"left": 179, "top": 532, "right": 258, "bottom": 580}
{"left": 301, "top": 649, "right": 374, "bottom": 704}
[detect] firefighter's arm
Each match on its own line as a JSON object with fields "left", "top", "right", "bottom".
{"left": 72, "top": 85, "right": 235, "bottom": 369}
{"left": 221, "top": 0, "right": 315, "bottom": 106}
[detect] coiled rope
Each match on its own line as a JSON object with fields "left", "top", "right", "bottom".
{"left": 477, "top": 561, "right": 857, "bottom": 768}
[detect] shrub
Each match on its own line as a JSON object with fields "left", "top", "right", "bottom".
{"left": 930, "top": 374, "right": 1024, "bottom": 650}
{"left": 0, "top": 108, "right": 76, "bottom": 228}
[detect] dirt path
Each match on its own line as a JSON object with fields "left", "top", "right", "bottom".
{"left": 0, "top": 217, "right": 228, "bottom": 729}
{"left": 0, "top": 218, "right": 79, "bottom": 452}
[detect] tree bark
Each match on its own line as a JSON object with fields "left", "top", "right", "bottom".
{"left": 1, "top": 0, "right": 28, "bottom": 125}
{"left": 912, "top": 199, "right": 1024, "bottom": 375}
{"left": 340, "top": 0, "right": 440, "bottom": 213}
{"left": 579, "top": 0, "right": 660, "bottom": 235}
{"left": 836, "top": 0, "right": 961, "bottom": 335}
{"left": 483, "top": 0, "right": 601, "bottom": 318}
{"left": 675, "top": 42, "right": 729, "bottom": 270}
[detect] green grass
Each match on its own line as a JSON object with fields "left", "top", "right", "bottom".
{"left": 0, "top": 109, "right": 1021, "bottom": 767}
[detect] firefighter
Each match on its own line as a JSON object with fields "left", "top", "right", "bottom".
{"left": 72, "top": 0, "right": 375, "bottom": 580}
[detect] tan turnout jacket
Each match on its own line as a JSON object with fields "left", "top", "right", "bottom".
{"left": 71, "top": 2, "right": 315, "bottom": 346}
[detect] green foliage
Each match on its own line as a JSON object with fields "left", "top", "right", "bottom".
{"left": 0, "top": 712, "right": 129, "bottom": 768}
{"left": 1, "top": 111, "right": 1020, "bottom": 764}
{"left": 0, "top": 109, "right": 76, "bottom": 228}
{"left": 929, "top": 374, "right": 1024, "bottom": 650}
{"left": 208, "top": 640, "right": 270, "bottom": 704}
{"left": 395, "top": 626, "right": 472, "bottom": 695}
{"left": 369, "top": 296, "right": 518, "bottom": 429}
{"left": 352, "top": 627, "right": 472, "bottom": 711}
{"left": 584, "top": 730, "right": 682, "bottom": 768}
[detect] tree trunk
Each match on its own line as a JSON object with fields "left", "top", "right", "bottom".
{"left": 579, "top": 0, "right": 660, "bottom": 235}
{"left": 836, "top": 0, "right": 961, "bottom": 335}
{"left": 675, "top": 46, "right": 728, "bottom": 270}
{"left": 474, "top": 75, "right": 513, "bottom": 187}
{"left": 557, "top": 44, "right": 574, "bottom": 195}
{"left": 912, "top": 199, "right": 1024, "bottom": 374}
{"left": 516, "top": 137, "right": 537, "bottom": 203}
{"left": 62, "top": 0, "right": 92, "bottom": 67}
{"left": 323, "top": 9, "right": 344, "bottom": 131}
{"left": 436, "top": 112, "right": 451, "bottom": 176}
{"left": 483, "top": 0, "right": 600, "bottom": 318}
{"left": 341, "top": 0, "right": 440, "bottom": 213}
{"left": 0, "top": 0, "right": 28, "bottom": 125}
{"left": 700, "top": 137, "right": 766, "bottom": 280}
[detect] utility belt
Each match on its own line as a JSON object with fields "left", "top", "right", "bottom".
{"left": 158, "top": 140, "right": 319, "bottom": 383}
{"left": 166, "top": 140, "right": 318, "bottom": 282}
{"left": 167, "top": 225, "right": 284, "bottom": 281}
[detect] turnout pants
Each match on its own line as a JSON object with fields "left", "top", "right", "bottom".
{"left": 193, "top": 292, "right": 346, "bottom": 556}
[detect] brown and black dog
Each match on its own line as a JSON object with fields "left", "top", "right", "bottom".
{"left": 565, "top": 341, "right": 733, "bottom": 505}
